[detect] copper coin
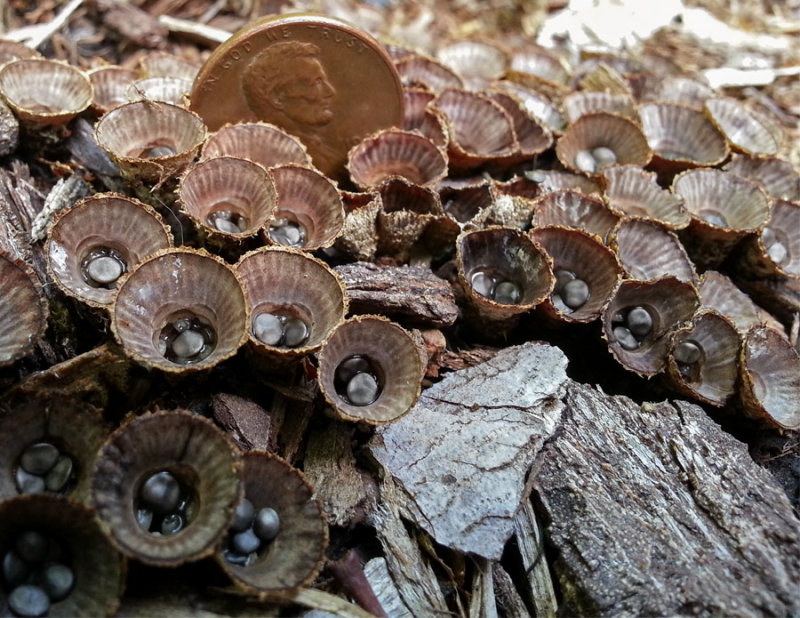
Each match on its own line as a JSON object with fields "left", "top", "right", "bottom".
{"left": 190, "top": 14, "right": 404, "bottom": 183}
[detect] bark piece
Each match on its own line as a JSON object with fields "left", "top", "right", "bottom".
{"left": 492, "top": 563, "right": 531, "bottom": 618}
{"left": 513, "top": 500, "right": 557, "bottom": 617}
{"left": 534, "top": 382, "right": 800, "bottom": 616}
{"left": 363, "top": 557, "right": 414, "bottom": 618}
{"left": 96, "top": 0, "right": 168, "bottom": 48}
{"left": 335, "top": 261, "right": 458, "bottom": 328}
{"left": 0, "top": 98, "right": 19, "bottom": 157}
{"left": 370, "top": 342, "right": 568, "bottom": 560}
{"left": 368, "top": 476, "right": 449, "bottom": 617}
{"left": 303, "top": 419, "right": 378, "bottom": 528}
{"left": 211, "top": 393, "right": 273, "bottom": 452}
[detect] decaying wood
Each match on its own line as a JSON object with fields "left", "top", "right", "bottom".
{"left": 513, "top": 500, "right": 558, "bottom": 617}
{"left": 370, "top": 341, "right": 568, "bottom": 560}
{"left": 468, "top": 558, "right": 497, "bottom": 618}
{"left": 368, "top": 476, "right": 449, "bottom": 617}
{"left": 491, "top": 563, "right": 531, "bottom": 618}
{"left": 211, "top": 393, "right": 274, "bottom": 452}
{"left": 96, "top": 0, "right": 169, "bottom": 48}
{"left": 335, "top": 261, "right": 459, "bottom": 328}
{"left": 0, "top": 100, "right": 18, "bottom": 158}
{"left": 364, "top": 557, "right": 413, "bottom": 618}
{"left": 303, "top": 418, "right": 378, "bottom": 528}
{"left": 533, "top": 382, "right": 800, "bottom": 616}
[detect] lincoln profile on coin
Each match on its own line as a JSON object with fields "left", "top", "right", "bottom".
{"left": 241, "top": 41, "right": 338, "bottom": 162}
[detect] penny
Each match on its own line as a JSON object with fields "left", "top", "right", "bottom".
{"left": 190, "top": 14, "right": 404, "bottom": 184}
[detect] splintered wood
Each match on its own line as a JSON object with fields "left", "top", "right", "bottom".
{"left": 534, "top": 382, "right": 800, "bottom": 616}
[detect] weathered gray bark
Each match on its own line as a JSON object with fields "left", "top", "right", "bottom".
{"left": 370, "top": 342, "right": 568, "bottom": 560}
{"left": 534, "top": 382, "right": 800, "bottom": 617}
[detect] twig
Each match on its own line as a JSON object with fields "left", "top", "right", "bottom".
{"left": 2, "top": 0, "right": 85, "bottom": 49}
{"left": 157, "top": 14, "right": 231, "bottom": 45}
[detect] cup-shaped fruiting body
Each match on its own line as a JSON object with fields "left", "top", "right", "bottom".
{"left": 531, "top": 189, "right": 619, "bottom": 242}
{"left": 394, "top": 52, "right": 464, "bottom": 93}
{"left": 507, "top": 45, "right": 571, "bottom": 98}
{"left": 698, "top": 271, "right": 766, "bottom": 334}
{"left": 376, "top": 178, "right": 459, "bottom": 260}
{"left": 456, "top": 226, "right": 555, "bottom": 323}
{"left": 602, "top": 276, "right": 700, "bottom": 376}
{"left": 555, "top": 112, "right": 652, "bottom": 176}
{"left": 492, "top": 81, "right": 567, "bottom": 135}
{"left": 138, "top": 52, "right": 200, "bottom": 82}
{"left": 200, "top": 122, "right": 312, "bottom": 169}
{"left": 0, "top": 495, "right": 126, "bottom": 617}
{"left": 126, "top": 76, "right": 192, "bottom": 107}
{"left": 87, "top": 66, "right": 135, "bottom": 115}
{"left": 602, "top": 165, "right": 690, "bottom": 230}
{"left": 317, "top": 315, "right": 423, "bottom": 424}
{"left": 638, "top": 103, "right": 729, "bottom": 176}
{"left": 0, "top": 59, "right": 92, "bottom": 128}
{"left": 433, "top": 88, "right": 518, "bottom": 171}
{"left": 402, "top": 87, "right": 449, "bottom": 149}
{"left": 0, "top": 40, "right": 41, "bottom": 64}
{"left": 334, "top": 190, "right": 381, "bottom": 261}
{"left": 704, "top": 97, "right": 782, "bottom": 156}
{"left": 347, "top": 128, "right": 448, "bottom": 190}
{"left": 486, "top": 89, "right": 553, "bottom": 160}
{"left": 734, "top": 198, "right": 800, "bottom": 279}
{"left": 525, "top": 169, "right": 602, "bottom": 196}
{"left": 648, "top": 76, "right": 715, "bottom": 110}
{"left": 672, "top": 168, "right": 770, "bottom": 269}
{"left": 94, "top": 100, "right": 206, "bottom": 182}
{"left": 111, "top": 248, "right": 249, "bottom": 373}
{"left": 739, "top": 326, "right": 800, "bottom": 430}
{"left": 562, "top": 91, "right": 638, "bottom": 124}
{"left": 261, "top": 164, "right": 345, "bottom": 251}
{"left": 178, "top": 156, "right": 277, "bottom": 241}
{"left": 724, "top": 154, "right": 800, "bottom": 202}
{"left": 530, "top": 226, "right": 623, "bottom": 323}
{"left": 665, "top": 310, "right": 740, "bottom": 406}
{"left": 46, "top": 193, "right": 173, "bottom": 309}
{"left": 440, "top": 181, "right": 493, "bottom": 227}
{"left": 217, "top": 451, "right": 327, "bottom": 593}
{"left": 0, "top": 253, "right": 47, "bottom": 367}
{"left": 0, "top": 396, "right": 108, "bottom": 503}
{"left": 236, "top": 247, "right": 347, "bottom": 359}
{"left": 609, "top": 219, "right": 698, "bottom": 285}
{"left": 436, "top": 39, "right": 508, "bottom": 91}
{"left": 91, "top": 410, "right": 242, "bottom": 566}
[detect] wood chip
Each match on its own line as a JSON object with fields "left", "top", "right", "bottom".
{"left": 534, "top": 382, "right": 800, "bottom": 616}
{"left": 370, "top": 342, "right": 568, "bottom": 560}
{"left": 335, "top": 261, "right": 458, "bottom": 328}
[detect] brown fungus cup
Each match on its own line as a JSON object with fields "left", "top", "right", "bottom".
{"left": 0, "top": 494, "right": 126, "bottom": 617}
{"left": 46, "top": 193, "right": 173, "bottom": 309}
{"left": 317, "top": 315, "right": 424, "bottom": 425}
{"left": 0, "top": 252, "right": 48, "bottom": 368}
{"left": 456, "top": 226, "right": 555, "bottom": 325}
{"left": 0, "top": 396, "right": 108, "bottom": 503}
{"left": 216, "top": 451, "right": 327, "bottom": 594}
{"left": 178, "top": 156, "right": 278, "bottom": 241}
{"left": 0, "top": 58, "right": 92, "bottom": 128}
{"left": 236, "top": 247, "right": 348, "bottom": 360}
{"left": 111, "top": 248, "right": 249, "bottom": 373}
{"left": 530, "top": 225, "right": 623, "bottom": 323}
{"left": 602, "top": 276, "right": 700, "bottom": 377}
{"left": 739, "top": 326, "right": 800, "bottom": 430}
{"left": 91, "top": 410, "right": 242, "bottom": 566}
{"left": 94, "top": 100, "right": 207, "bottom": 182}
